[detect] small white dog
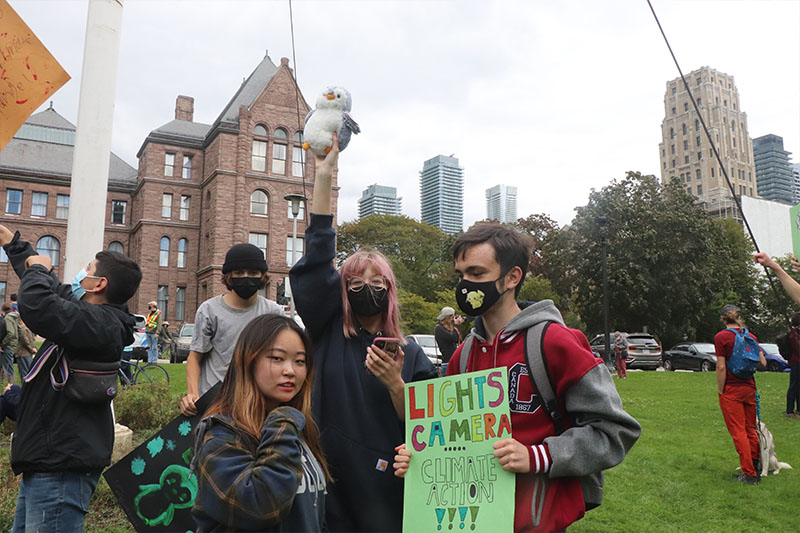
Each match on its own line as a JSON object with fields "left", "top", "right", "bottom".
{"left": 757, "top": 421, "right": 792, "bottom": 476}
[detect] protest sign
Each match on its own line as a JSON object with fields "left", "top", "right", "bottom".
{"left": 790, "top": 203, "right": 800, "bottom": 260}
{"left": 104, "top": 384, "right": 220, "bottom": 533}
{"left": 0, "top": 0, "right": 71, "bottom": 151}
{"left": 403, "top": 368, "right": 514, "bottom": 533}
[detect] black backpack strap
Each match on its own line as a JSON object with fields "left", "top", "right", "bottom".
{"left": 524, "top": 321, "right": 565, "bottom": 435}
{"left": 459, "top": 333, "right": 475, "bottom": 374}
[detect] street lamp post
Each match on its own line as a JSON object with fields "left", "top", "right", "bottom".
{"left": 597, "top": 215, "right": 610, "bottom": 367}
{"left": 284, "top": 194, "right": 306, "bottom": 320}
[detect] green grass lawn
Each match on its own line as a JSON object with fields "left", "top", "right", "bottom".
{"left": 572, "top": 371, "right": 798, "bottom": 532}
{"left": 3, "top": 366, "right": 798, "bottom": 531}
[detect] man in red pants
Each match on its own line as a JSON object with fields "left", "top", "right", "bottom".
{"left": 714, "top": 304, "right": 766, "bottom": 484}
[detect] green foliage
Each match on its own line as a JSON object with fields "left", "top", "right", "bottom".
{"left": 337, "top": 215, "right": 456, "bottom": 301}
{"left": 517, "top": 275, "right": 560, "bottom": 305}
{"left": 114, "top": 382, "right": 179, "bottom": 433}
{"left": 513, "top": 213, "right": 560, "bottom": 276}
{"left": 398, "top": 289, "right": 441, "bottom": 335}
{"left": 543, "top": 172, "right": 761, "bottom": 347}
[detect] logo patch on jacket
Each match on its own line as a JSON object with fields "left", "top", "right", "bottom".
{"left": 509, "top": 362, "right": 543, "bottom": 414}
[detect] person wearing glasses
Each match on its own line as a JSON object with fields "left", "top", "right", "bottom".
{"left": 290, "top": 135, "right": 437, "bottom": 533}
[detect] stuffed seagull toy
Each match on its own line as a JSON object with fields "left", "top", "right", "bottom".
{"left": 303, "top": 86, "right": 360, "bottom": 155}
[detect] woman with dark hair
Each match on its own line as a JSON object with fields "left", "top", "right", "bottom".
{"left": 192, "top": 314, "right": 328, "bottom": 531}
{"left": 290, "top": 135, "right": 437, "bottom": 532}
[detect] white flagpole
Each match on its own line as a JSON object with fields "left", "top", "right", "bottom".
{"left": 65, "top": 0, "right": 123, "bottom": 277}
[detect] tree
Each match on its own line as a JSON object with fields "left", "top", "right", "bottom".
{"left": 542, "top": 171, "right": 759, "bottom": 347}
{"left": 514, "top": 214, "right": 559, "bottom": 276}
{"left": 337, "top": 215, "right": 456, "bottom": 301}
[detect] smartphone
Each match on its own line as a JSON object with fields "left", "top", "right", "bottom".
{"left": 373, "top": 337, "right": 401, "bottom": 359}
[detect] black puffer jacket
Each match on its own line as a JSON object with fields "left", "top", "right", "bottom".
{"left": 4, "top": 232, "right": 135, "bottom": 474}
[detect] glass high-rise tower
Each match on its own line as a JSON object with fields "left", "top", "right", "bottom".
{"left": 486, "top": 184, "right": 518, "bottom": 223}
{"left": 358, "top": 184, "right": 402, "bottom": 218}
{"left": 752, "top": 134, "right": 794, "bottom": 205}
{"left": 419, "top": 155, "right": 463, "bottom": 234}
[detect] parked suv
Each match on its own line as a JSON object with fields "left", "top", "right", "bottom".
{"left": 589, "top": 332, "right": 662, "bottom": 370}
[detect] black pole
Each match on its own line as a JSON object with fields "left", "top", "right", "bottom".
{"left": 598, "top": 216, "right": 610, "bottom": 365}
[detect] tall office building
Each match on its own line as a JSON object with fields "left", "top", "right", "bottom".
{"left": 792, "top": 163, "right": 800, "bottom": 204}
{"left": 486, "top": 184, "right": 518, "bottom": 223}
{"left": 752, "top": 134, "right": 794, "bottom": 205}
{"left": 419, "top": 155, "right": 463, "bottom": 234}
{"left": 358, "top": 184, "right": 402, "bottom": 218}
{"left": 658, "top": 67, "right": 758, "bottom": 219}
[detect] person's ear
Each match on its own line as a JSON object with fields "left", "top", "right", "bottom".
{"left": 504, "top": 266, "right": 524, "bottom": 291}
{"left": 94, "top": 277, "right": 109, "bottom": 294}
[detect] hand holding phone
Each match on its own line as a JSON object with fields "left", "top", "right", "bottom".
{"left": 373, "top": 337, "right": 401, "bottom": 360}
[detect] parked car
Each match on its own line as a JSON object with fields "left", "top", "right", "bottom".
{"left": 405, "top": 334, "right": 441, "bottom": 367}
{"left": 759, "top": 343, "right": 790, "bottom": 372}
{"left": 173, "top": 323, "right": 194, "bottom": 363}
{"left": 662, "top": 342, "right": 717, "bottom": 372}
{"left": 589, "top": 332, "right": 662, "bottom": 370}
{"left": 133, "top": 314, "right": 146, "bottom": 332}
{"left": 125, "top": 331, "right": 148, "bottom": 362}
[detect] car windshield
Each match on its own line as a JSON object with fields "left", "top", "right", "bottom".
{"left": 694, "top": 343, "right": 716, "bottom": 355}
{"left": 627, "top": 336, "right": 658, "bottom": 346}
{"left": 180, "top": 324, "right": 194, "bottom": 337}
{"left": 413, "top": 336, "right": 436, "bottom": 348}
{"left": 760, "top": 343, "right": 779, "bottom": 355}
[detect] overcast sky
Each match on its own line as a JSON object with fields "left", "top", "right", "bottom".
{"left": 12, "top": 0, "right": 800, "bottom": 228}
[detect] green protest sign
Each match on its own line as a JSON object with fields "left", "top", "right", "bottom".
{"left": 403, "top": 368, "right": 514, "bottom": 533}
{"left": 790, "top": 203, "right": 800, "bottom": 260}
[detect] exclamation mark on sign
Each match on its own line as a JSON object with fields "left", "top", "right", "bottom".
{"left": 458, "top": 507, "right": 467, "bottom": 529}
{"left": 447, "top": 508, "right": 456, "bottom": 530}
{"left": 469, "top": 506, "right": 479, "bottom": 530}
{"left": 435, "top": 509, "right": 445, "bottom": 531}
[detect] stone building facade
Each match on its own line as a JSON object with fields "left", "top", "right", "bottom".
{"left": 658, "top": 66, "right": 757, "bottom": 219}
{"left": 0, "top": 54, "right": 337, "bottom": 326}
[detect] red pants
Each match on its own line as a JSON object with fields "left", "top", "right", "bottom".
{"left": 615, "top": 350, "right": 627, "bottom": 378}
{"left": 719, "top": 385, "right": 758, "bottom": 477}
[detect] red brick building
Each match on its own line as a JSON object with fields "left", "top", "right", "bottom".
{"left": 0, "top": 54, "right": 338, "bottom": 325}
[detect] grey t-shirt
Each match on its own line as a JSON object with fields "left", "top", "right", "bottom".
{"left": 191, "top": 295, "right": 283, "bottom": 395}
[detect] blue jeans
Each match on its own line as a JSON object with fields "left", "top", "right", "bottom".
{"left": 12, "top": 471, "right": 100, "bottom": 532}
{"left": 787, "top": 365, "right": 800, "bottom": 414}
{"left": 146, "top": 333, "right": 158, "bottom": 363}
{"left": 2, "top": 348, "right": 15, "bottom": 382}
{"left": 16, "top": 355, "right": 32, "bottom": 379}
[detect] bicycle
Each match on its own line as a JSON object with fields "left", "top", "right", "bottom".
{"left": 119, "top": 359, "right": 170, "bottom": 387}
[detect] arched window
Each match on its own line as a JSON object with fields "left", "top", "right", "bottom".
{"left": 36, "top": 236, "right": 61, "bottom": 266}
{"left": 177, "top": 238, "right": 188, "bottom": 269}
{"left": 250, "top": 190, "right": 268, "bottom": 215}
{"left": 272, "top": 128, "right": 288, "bottom": 174}
{"left": 108, "top": 241, "right": 124, "bottom": 254}
{"left": 159, "top": 237, "right": 170, "bottom": 267}
{"left": 252, "top": 125, "right": 268, "bottom": 171}
{"left": 292, "top": 130, "right": 305, "bottom": 177}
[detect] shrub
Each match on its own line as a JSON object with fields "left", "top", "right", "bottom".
{"left": 114, "top": 382, "right": 180, "bottom": 433}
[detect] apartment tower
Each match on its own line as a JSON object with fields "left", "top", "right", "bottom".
{"left": 419, "top": 155, "right": 463, "bottom": 234}
{"left": 486, "top": 184, "right": 518, "bottom": 223}
{"left": 752, "top": 134, "right": 794, "bottom": 205}
{"left": 659, "top": 67, "right": 757, "bottom": 219}
{"left": 358, "top": 184, "right": 402, "bottom": 218}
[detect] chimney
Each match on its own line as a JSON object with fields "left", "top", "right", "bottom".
{"left": 281, "top": 57, "right": 290, "bottom": 66}
{"left": 175, "top": 95, "right": 194, "bottom": 122}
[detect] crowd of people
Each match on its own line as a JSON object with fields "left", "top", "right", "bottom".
{"left": 4, "top": 133, "right": 799, "bottom": 531}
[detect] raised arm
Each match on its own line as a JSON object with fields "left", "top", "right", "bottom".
{"left": 754, "top": 252, "right": 800, "bottom": 305}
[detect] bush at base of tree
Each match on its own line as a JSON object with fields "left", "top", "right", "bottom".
{"left": 114, "top": 382, "right": 179, "bottom": 433}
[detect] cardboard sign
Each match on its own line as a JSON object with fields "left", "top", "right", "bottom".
{"left": 104, "top": 384, "right": 220, "bottom": 533}
{"left": 403, "top": 368, "right": 515, "bottom": 533}
{"left": 0, "top": 0, "right": 71, "bottom": 151}
{"left": 790, "top": 203, "right": 800, "bottom": 260}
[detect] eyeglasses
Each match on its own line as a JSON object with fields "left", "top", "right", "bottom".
{"left": 346, "top": 276, "right": 388, "bottom": 292}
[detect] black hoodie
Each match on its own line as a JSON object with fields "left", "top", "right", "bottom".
{"left": 4, "top": 232, "right": 135, "bottom": 474}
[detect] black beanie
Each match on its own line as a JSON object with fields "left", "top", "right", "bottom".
{"left": 223, "top": 243, "right": 268, "bottom": 274}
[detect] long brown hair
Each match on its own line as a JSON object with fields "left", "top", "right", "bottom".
{"left": 204, "top": 314, "right": 330, "bottom": 479}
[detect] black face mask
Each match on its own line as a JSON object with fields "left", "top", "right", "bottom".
{"left": 348, "top": 286, "right": 389, "bottom": 317}
{"left": 231, "top": 276, "right": 262, "bottom": 299}
{"left": 455, "top": 276, "right": 507, "bottom": 317}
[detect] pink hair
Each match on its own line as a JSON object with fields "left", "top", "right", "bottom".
{"left": 339, "top": 250, "right": 404, "bottom": 340}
